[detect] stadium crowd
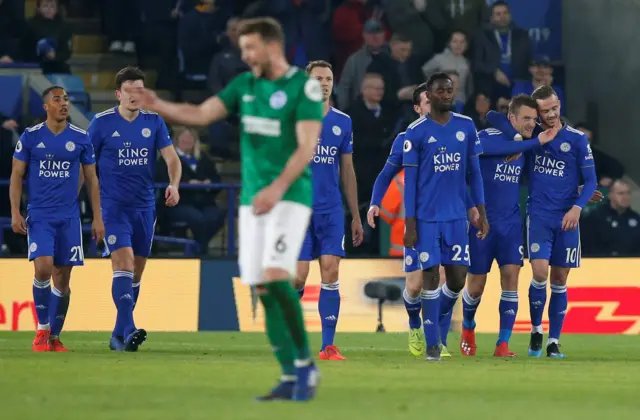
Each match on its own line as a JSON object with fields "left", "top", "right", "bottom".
{"left": 0, "top": 0, "right": 634, "bottom": 258}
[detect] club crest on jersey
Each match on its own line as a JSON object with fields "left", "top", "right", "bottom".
{"left": 405, "top": 255, "right": 413, "bottom": 266}
{"left": 560, "top": 142, "right": 571, "bottom": 152}
{"left": 107, "top": 235, "right": 117, "bottom": 245}
{"left": 332, "top": 125, "right": 342, "bottom": 136}
{"left": 530, "top": 243, "right": 540, "bottom": 253}
{"left": 456, "top": 131, "right": 465, "bottom": 141}
{"left": 15, "top": 140, "right": 22, "bottom": 153}
{"left": 141, "top": 128, "right": 151, "bottom": 138}
{"left": 29, "top": 242, "right": 38, "bottom": 253}
{"left": 403, "top": 140, "right": 412, "bottom": 152}
{"left": 419, "top": 252, "right": 429, "bottom": 262}
{"left": 65, "top": 141, "right": 75, "bottom": 152}
{"left": 269, "top": 90, "right": 287, "bottom": 109}
{"left": 304, "top": 78, "right": 323, "bottom": 102}
{"left": 630, "top": 219, "right": 638, "bottom": 228}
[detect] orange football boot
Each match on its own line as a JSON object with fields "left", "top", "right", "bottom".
{"left": 319, "top": 345, "right": 346, "bottom": 361}
{"left": 49, "top": 337, "right": 69, "bottom": 352}
{"left": 493, "top": 342, "right": 516, "bottom": 358}
{"left": 32, "top": 330, "right": 51, "bottom": 352}
{"left": 460, "top": 328, "right": 477, "bottom": 356}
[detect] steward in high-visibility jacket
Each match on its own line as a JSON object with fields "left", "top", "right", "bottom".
{"left": 379, "top": 169, "right": 405, "bottom": 257}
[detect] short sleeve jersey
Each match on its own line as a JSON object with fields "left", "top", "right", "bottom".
{"left": 218, "top": 68, "right": 323, "bottom": 207}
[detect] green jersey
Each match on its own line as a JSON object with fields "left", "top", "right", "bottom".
{"left": 218, "top": 67, "right": 323, "bottom": 207}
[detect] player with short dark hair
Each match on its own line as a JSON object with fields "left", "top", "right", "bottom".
{"left": 88, "top": 66, "right": 182, "bottom": 352}
{"left": 461, "top": 94, "right": 559, "bottom": 357}
{"left": 295, "top": 60, "right": 363, "bottom": 361}
{"left": 486, "top": 87, "right": 598, "bottom": 358}
{"left": 132, "top": 16, "right": 322, "bottom": 401}
{"left": 368, "top": 83, "right": 432, "bottom": 357}
{"left": 10, "top": 86, "right": 104, "bottom": 352}
{"left": 403, "top": 73, "right": 489, "bottom": 361}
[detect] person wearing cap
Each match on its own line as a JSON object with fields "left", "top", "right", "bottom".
{"left": 511, "top": 55, "right": 565, "bottom": 114}
{"left": 336, "top": 18, "right": 391, "bottom": 110}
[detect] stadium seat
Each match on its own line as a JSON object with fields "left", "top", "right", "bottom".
{"left": 46, "top": 74, "right": 92, "bottom": 114}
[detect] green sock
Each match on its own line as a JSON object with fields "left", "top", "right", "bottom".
{"left": 265, "top": 280, "right": 311, "bottom": 360}
{"left": 260, "top": 291, "right": 296, "bottom": 378}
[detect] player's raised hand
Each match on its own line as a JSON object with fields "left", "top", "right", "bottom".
{"left": 352, "top": 218, "right": 364, "bottom": 247}
{"left": 253, "top": 182, "right": 285, "bottom": 215}
{"left": 165, "top": 185, "right": 180, "bottom": 207}
{"left": 562, "top": 205, "right": 581, "bottom": 231}
{"left": 11, "top": 213, "right": 26, "bottom": 235}
{"left": 367, "top": 205, "right": 379, "bottom": 228}
{"left": 404, "top": 217, "right": 417, "bottom": 248}
{"left": 538, "top": 126, "right": 560, "bottom": 145}
{"left": 92, "top": 218, "right": 105, "bottom": 244}
{"left": 129, "top": 86, "right": 158, "bottom": 110}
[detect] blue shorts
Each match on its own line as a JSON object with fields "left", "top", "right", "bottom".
{"left": 527, "top": 214, "right": 581, "bottom": 268}
{"left": 299, "top": 211, "right": 345, "bottom": 261}
{"left": 103, "top": 206, "right": 156, "bottom": 258}
{"left": 416, "top": 219, "right": 469, "bottom": 270}
{"left": 404, "top": 247, "right": 419, "bottom": 272}
{"left": 469, "top": 219, "right": 524, "bottom": 275}
{"left": 27, "top": 217, "right": 84, "bottom": 266}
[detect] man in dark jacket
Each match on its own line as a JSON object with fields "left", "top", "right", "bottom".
{"left": 574, "top": 122, "right": 625, "bottom": 188}
{"left": 28, "top": 0, "right": 73, "bottom": 74}
{"left": 208, "top": 17, "right": 248, "bottom": 95}
{"left": 472, "top": 0, "right": 531, "bottom": 99}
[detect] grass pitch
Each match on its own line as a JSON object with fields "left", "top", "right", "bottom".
{"left": 1, "top": 332, "right": 639, "bottom": 420}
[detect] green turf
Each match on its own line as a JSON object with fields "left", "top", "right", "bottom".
{"left": 1, "top": 332, "right": 639, "bottom": 420}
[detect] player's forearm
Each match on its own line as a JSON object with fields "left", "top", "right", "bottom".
{"left": 274, "top": 142, "right": 316, "bottom": 192}
{"left": 574, "top": 166, "right": 598, "bottom": 209}
{"left": 468, "top": 155, "right": 485, "bottom": 206}
{"left": 404, "top": 165, "right": 418, "bottom": 218}
{"left": 153, "top": 99, "right": 216, "bottom": 126}
{"left": 84, "top": 170, "right": 102, "bottom": 219}
{"left": 341, "top": 164, "right": 360, "bottom": 221}
{"left": 481, "top": 137, "right": 541, "bottom": 156}
{"left": 465, "top": 189, "right": 475, "bottom": 210}
{"left": 9, "top": 174, "right": 23, "bottom": 216}
{"left": 167, "top": 157, "right": 182, "bottom": 189}
{"left": 370, "top": 163, "right": 401, "bottom": 207}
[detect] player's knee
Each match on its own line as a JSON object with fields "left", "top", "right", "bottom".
{"left": 53, "top": 267, "right": 72, "bottom": 292}
{"left": 263, "top": 267, "right": 291, "bottom": 283}
{"left": 501, "top": 274, "right": 518, "bottom": 291}
{"left": 255, "top": 285, "right": 267, "bottom": 295}
{"left": 421, "top": 268, "right": 439, "bottom": 290}
{"left": 405, "top": 271, "right": 422, "bottom": 296}
{"left": 294, "top": 262, "right": 309, "bottom": 290}
{"left": 34, "top": 267, "right": 53, "bottom": 281}
{"left": 549, "top": 267, "right": 569, "bottom": 286}
{"left": 320, "top": 266, "right": 339, "bottom": 285}
{"left": 466, "top": 275, "right": 487, "bottom": 297}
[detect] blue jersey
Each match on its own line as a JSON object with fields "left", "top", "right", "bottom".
{"left": 88, "top": 107, "right": 172, "bottom": 209}
{"left": 13, "top": 122, "right": 95, "bottom": 220}
{"left": 311, "top": 107, "right": 352, "bottom": 213}
{"left": 403, "top": 113, "right": 482, "bottom": 222}
{"left": 386, "top": 131, "right": 404, "bottom": 168}
{"left": 478, "top": 128, "right": 526, "bottom": 223}
{"left": 527, "top": 124, "right": 594, "bottom": 219}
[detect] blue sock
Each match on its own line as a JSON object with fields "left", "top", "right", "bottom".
{"left": 297, "top": 287, "right": 305, "bottom": 300}
{"left": 403, "top": 288, "right": 422, "bottom": 329}
{"left": 421, "top": 288, "right": 440, "bottom": 348}
{"left": 132, "top": 281, "right": 140, "bottom": 309}
{"left": 319, "top": 282, "right": 340, "bottom": 350}
{"left": 112, "top": 271, "right": 135, "bottom": 338}
{"left": 32, "top": 278, "right": 51, "bottom": 327}
{"left": 528, "top": 279, "right": 547, "bottom": 333}
{"left": 438, "top": 283, "right": 459, "bottom": 346}
{"left": 498, "top": 290, "right": 518, "bottom": 345}
{"left": 50, "top": 287, "right": 71, "bottom": 337}
{"left": 548, "top": 284, "right": 568, "bottom": 341}
{"left": 462, "top": 288, "right": 480, "bottom": 330}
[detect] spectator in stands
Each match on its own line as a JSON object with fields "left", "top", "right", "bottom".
{"left": 332, "top": 0, "right": 390, "bottom": 79}
{"left": 422, "top": 31, "right": 471, "bottom": 105}
{"left": 178, "top": 0, "right": 230, "bottom": 87}
{"left": 574, "top": 122, "right": 625, "bottom": 187}
{"left": 464, "top": 91, "right": 491, "bottom": 130}
{"left": 100, "top": 0, "right": 139, "bottom": 54}
{"left": 511, "top": 56, "right": 565, "bottom": 112}
{"left": 472, "top": 0, "right": 531, "bottom": 100}
{"left": 347, "top": 73, "right": 399, "bottom": 204}
{"left": 337, "top": 19, "right": 390, "bottom": 110}
{"left": 28, "top": 0, "right": 73, "bottom": 74}
{"left": 582, "top": 180, "right": 640, "bottom": 257}
{"left": 208, "top": 17, "right": 248, "bottom": 95}
{"left": 367, "top": 33, "right": 415, "bottom": 109}
{"left": 0, "top": 0, "right": 27, "bottom": 63}
{"left": 156, "top": 127, "right": 225, "bottom": 255}
{"left": 381, "top": 0, "right": 434, "bottom": 64}
{"left": 424, "top": 0, "right": 488, "bottom": 53}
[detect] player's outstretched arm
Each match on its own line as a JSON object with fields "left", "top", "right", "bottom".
{"left": 82, "top": 163, "right": 105, "bottom": 243}
{"left": 160, "top": 146, "right": 182, "bottom": 207}
{"left": 368, "top": 163, "right": 401, "bottom": 228}
{"left": 135, "top": 87, "right": 229, "bottom": 127}
{"left": 468, "top": 154, "right": 489, "bottom": 239}
{"left": 402, "top": 135, "right": 419, "bottom": 248}
{"left": 340, "top": 153, "right": 363, "bottom": 246}
{"left": 9, "top": 158, "right": 27, "bottom": 234}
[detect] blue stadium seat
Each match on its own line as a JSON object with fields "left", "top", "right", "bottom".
{"left": 47, "top": 74, "right": 86, "bottom": 92}
{"left": 0, "top": 75, "right": 24, "bottom": 119}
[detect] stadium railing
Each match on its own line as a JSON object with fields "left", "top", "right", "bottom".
{"left": 0, "top": 180, "right": 241, "bottom": 257}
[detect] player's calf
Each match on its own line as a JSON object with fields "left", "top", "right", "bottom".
{"left": 318, "top": 256, "right": 344, "bottom": 360}
{"left": 294, "top": 261, "right": 310, "bottom": 299}
{"left": 547, "top": 267, "right": 569, "bottom": 358}
{"left": 496, "top": 265, "right": 519, "bottom": 352}
{"left": 528, "top": 260, "right": 549, "bottom": 357}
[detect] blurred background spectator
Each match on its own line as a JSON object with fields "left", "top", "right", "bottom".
{"left": 574, "top": 122, "right": 625, "bottom": 188}
{"left": 422, "top": 31, "right": 471, "bottom": 106}
{"left": 582, "top": 180, "right": 640, "bottom": 257}
{"left": 473, "top": 0, "right": 531, "bottom": 102}
{"left": 367, "top": 33, "right": 416, "bottom": 110}
{"left": 511, "top": 55, "right": 564, "bottom": 111}
{"left": 423, "top": 0, "right": 487, "bottom": 53}
{"left": 381, "top": 0, "right": 434, "bottom": 65}
{"left": 156, "top": 127, "right": 225, "bottom": 256}
{"left": 99, "top": 0, "right": 139, "bottom": 54}
{"left": 208, "top": 17, "right": 248, "bottom": 95}
{"left": 0, "top": 0, "right": 27, "bottom": 63}
{"left": 28, "top": 0, "right": 73, "bottom": 74}
{"left": 464, "top": 91, "right": 491, "bottom": 130}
